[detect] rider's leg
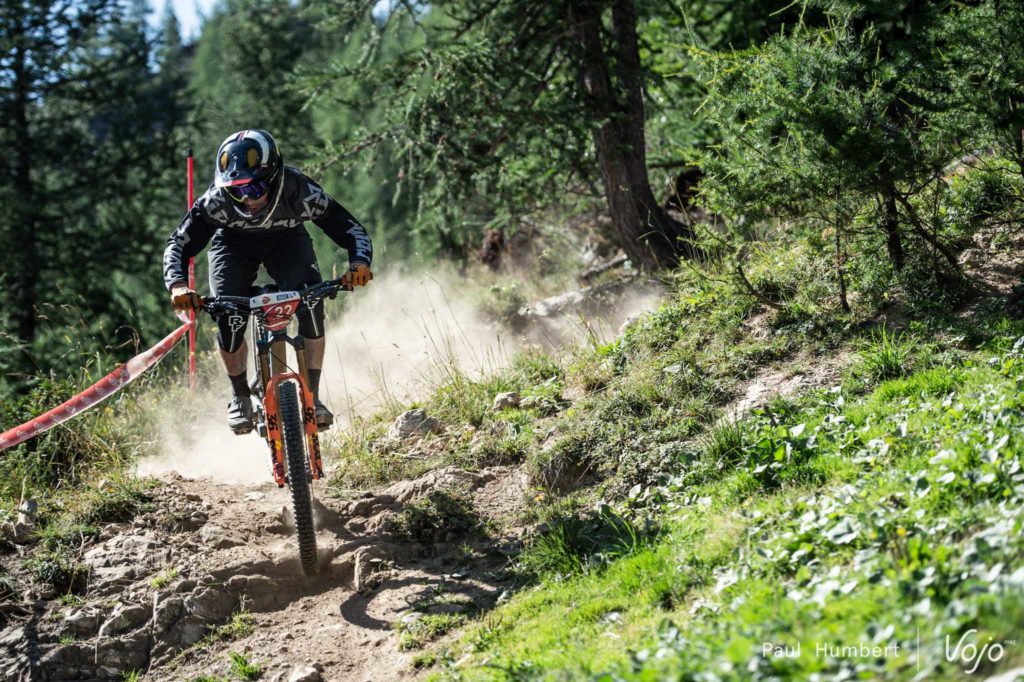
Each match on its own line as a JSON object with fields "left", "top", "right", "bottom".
{"left": 220, "top": 337, "right": 249, "bottom": 376}
{"left": 209, "top": 232, "right": 259, "bottom": 433}
{"left": 304, "top": 335, "right": 325, "bottom": 401}
{"left": 263, "top": 227, "right": 333, "bottom": 428}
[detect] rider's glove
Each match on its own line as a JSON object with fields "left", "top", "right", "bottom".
{"left": 342, "top": 263, "right": 373, "bottom": 288}
{"left": 169, "top": 284, "right": 203, "bottom": 312}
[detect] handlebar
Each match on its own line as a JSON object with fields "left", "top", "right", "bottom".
{"left": 201, "top": 278, "right": 351, "bottom": 318}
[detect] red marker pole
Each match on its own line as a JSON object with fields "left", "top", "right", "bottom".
{"left": 187, "top": 148, "right": 197, "bottom": 393}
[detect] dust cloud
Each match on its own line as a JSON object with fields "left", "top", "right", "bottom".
{"left": 135, "top": 389, "right": 272, "bottom": 484}
{"left": 135, "top": 269, "right": 661, "bottom": 483}
{"left": 318, "top": 271, "right": 515, "bottom": 425}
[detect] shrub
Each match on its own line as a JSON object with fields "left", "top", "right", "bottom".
{"left": 390, "top": 488, "right": 482, "bottom": 547}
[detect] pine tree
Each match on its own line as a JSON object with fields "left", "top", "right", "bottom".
{"left": 697, "top": 0, "right": 966, "bottom": 311}
{"left": 299, "top": 0, "right": 702, "bottom": 270}
{"left": 0, "top": 0, "right": 184, "bottom": 384}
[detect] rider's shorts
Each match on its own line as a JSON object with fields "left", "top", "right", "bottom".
{"left": 208, "top": 227, "right": 325, "bottom": 352}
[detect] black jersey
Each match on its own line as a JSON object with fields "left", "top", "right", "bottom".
{"left": 163, "top": 166, "right": 372, "bottom": 289}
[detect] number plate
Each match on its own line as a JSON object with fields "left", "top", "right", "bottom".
{"left": 250, "top": 291, "right": 301, "bottom": 331}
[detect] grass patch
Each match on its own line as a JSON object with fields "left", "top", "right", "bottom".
{"left": 228, "top": 652, "right": 260, "bottom": 680}
{"left": 150, "top": 567, "right": 179, "bottom": 589}
{"left": 517, "top": 504, "right": 649, "bottom": 580}
{"left": 856, "top": 327, "right": 919, "bottom": 382}
{"left": 411, "top": 650, "right": 438, "bottom": 669}
{"left": 439, "top": 338, "right": 1024, "bottom": 679}
{"left": 171, "top": 611, "right": 255, "bottom": 670}
{"left": 397, "top": 612, "right": 468, "bottom": 651}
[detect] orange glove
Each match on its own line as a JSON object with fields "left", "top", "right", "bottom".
{"left": 342, "top": 263, "right": 373, "bottom": 288}
{"left": 169, "top": 284, "right": 203, "bottom": 312}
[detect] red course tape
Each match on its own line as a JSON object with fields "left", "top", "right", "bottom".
{"left": 0, "top": 319, "right": 194, "bottom": 452}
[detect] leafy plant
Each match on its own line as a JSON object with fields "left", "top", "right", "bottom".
{"left": 25, "top": 551, "right": 87, "bottom": 595}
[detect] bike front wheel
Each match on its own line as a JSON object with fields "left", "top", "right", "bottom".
{"left": 278, "top": 380, "right": 318, "bottom": 576}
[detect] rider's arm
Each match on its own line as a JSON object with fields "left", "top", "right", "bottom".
{"left": 293, "top": 172, "right": 373, "bottom": 268}
{"left": 163, "top": 202, "right": 218, "bottom": 291}
{"left": 312, "top": 201, "right": 373, "bottom": 268}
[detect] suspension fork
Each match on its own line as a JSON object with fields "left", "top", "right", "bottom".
{"left": 293, "top": 335, "right": 324, "bottom": 480}
{"left": 258, "top": 333, "right": 324, "bottom": 484}
{"left": 256, "top": 332, "right": 286, "bottom": 487}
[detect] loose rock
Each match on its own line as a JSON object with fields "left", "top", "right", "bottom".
{"left": 353, "top": 546, "right": 388, "bottom": 593}
{"left": 388, "top": 409, "right": 441, "bottom": 440}
{"left": 288, "top": 663, "right": 324, "bottom": 682}
{"left": 492, "top": 392, "right": 521, "bottom": 411}
{"left": 199, "top": 524, "right": 245, "bottom": 549}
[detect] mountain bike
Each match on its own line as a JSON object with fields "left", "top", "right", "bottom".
{"left": 202, "top": 278, "right": 349, "bottom": 576}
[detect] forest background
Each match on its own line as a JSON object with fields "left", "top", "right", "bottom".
{"left": 2, "top": 0, "right": 1023, "bottom": 393}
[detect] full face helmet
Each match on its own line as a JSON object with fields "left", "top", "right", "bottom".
{"left": 214, "top": 129, "right": 282, "bottom": 201}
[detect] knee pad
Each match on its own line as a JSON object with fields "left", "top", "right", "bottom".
{"left": 297, "top": 299, "right": 325, "bottom": 339}
{"left": 217, "top": 312, "right": 249, "bottom": 353}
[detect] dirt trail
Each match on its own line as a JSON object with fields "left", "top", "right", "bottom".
{"left": 3, "top": 463, "right": 527, "bottom": 681}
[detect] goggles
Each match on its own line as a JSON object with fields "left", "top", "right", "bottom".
{"left": 226, "top": 179, "right": 269, "bottom": 202}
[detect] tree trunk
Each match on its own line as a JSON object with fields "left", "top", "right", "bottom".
{"left": 835, "top": 213, "right": 850, "bottom": 313}
{"left": 11, "top": 40, "right": 38, "bottom": 349}
{"left": 881, "top": 185, "right": 905, "bottom": 270}
{"left": 571, "top": 0, "right": 697, "bottom": 271}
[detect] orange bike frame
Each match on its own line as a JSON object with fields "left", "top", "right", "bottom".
{"left": 262, "top": 372, "right": 325, "bottom": 487}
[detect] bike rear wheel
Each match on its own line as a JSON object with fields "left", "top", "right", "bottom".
{"left": 278, "top": 381, "right": 318, "bottom": 576}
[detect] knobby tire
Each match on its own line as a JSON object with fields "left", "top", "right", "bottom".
{"left": 278, "top": 381, "right": 318, "bottom": 576}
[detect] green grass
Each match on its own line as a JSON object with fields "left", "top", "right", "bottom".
{"left": 209, "top": 612, "right": 255, "bottom": 643}
{"left": 171, "top": 611, "right": 255, "bottom": 670}
{"left": 857, "top": 328, "right": 919, "bottom": 382}
{"left": 397, "top": 613, "right": 469, "bottom": 651}
{"left": 150, "top": 567, "right": 179, "bottom": 589}
{"left": 228, "top": 652, "right": 260, "bottom": 680}
{"left": 431, "top": 338, "right": 1024, "bottom": 679}
{"left": 389, "top": 488, "right": 483, "bottom": 548}
{"left": 412, "top": 651, "right": 438, "bottom": 669}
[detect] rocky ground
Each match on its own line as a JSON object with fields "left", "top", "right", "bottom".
{"left": 0, "top": 462, "right": 529, "bottom": 682}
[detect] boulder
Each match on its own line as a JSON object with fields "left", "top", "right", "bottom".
{"left": 62, "top": 608, "right": 101, "bottom": 636}
{"left": 98, "top": 602, "right": 151, "bottom": 637}
{"left": 388, "top": 409, "right": 441, "bottom": 440}
{"left": 83, "top": 534, "right": 173, "bottom": 593}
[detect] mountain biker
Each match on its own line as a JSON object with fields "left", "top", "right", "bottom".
{"left": 162, "top": 129, "right": 373, "bottom": 434}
